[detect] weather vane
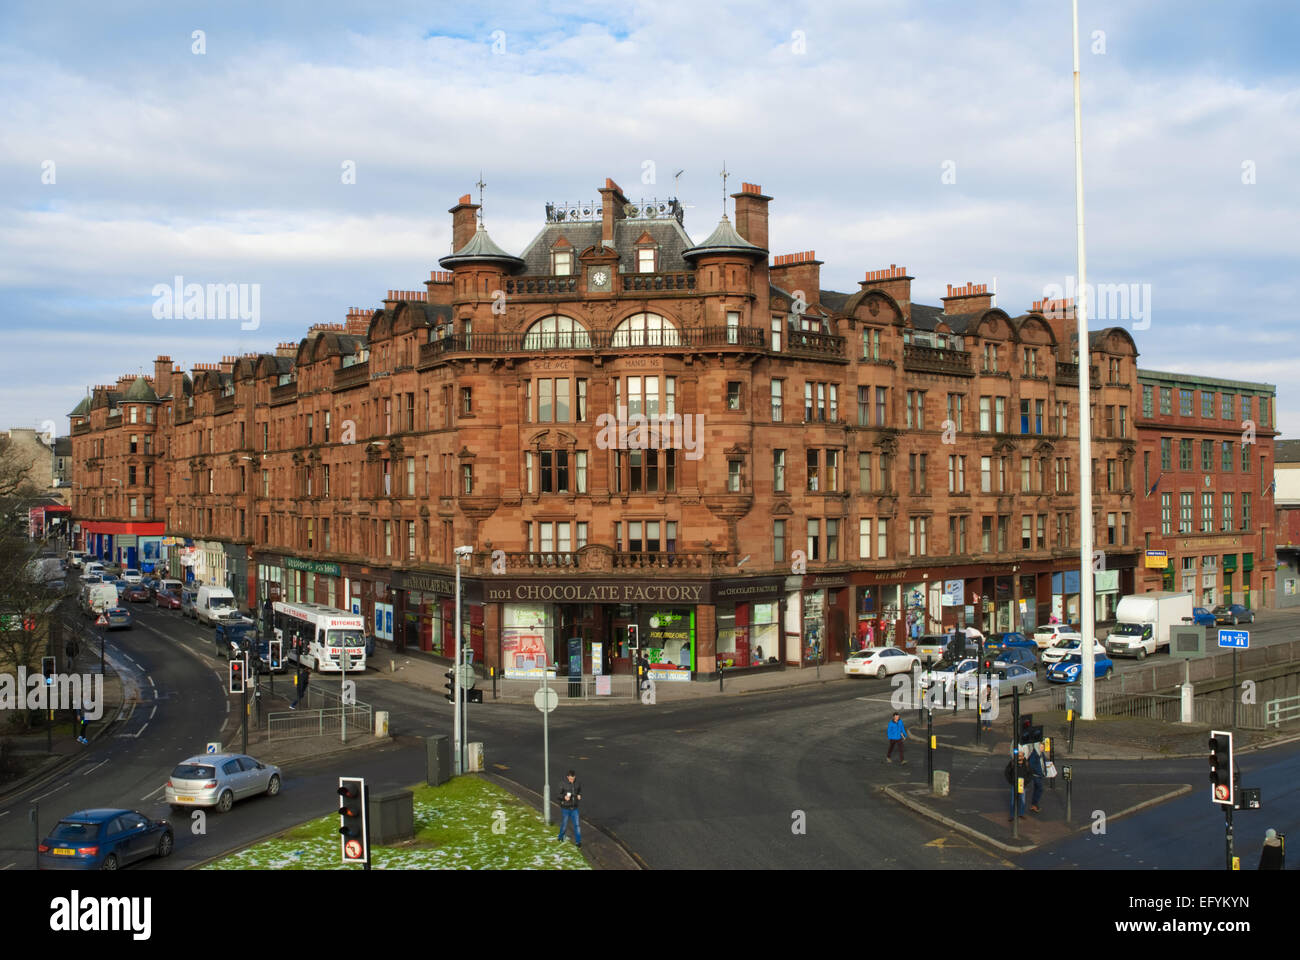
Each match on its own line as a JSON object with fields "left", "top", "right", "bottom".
{"left": 719, "top": 161, "right": 729, "bottom": 217}
{"left": 476, "top": 171, "right": 487, "bottom": 227}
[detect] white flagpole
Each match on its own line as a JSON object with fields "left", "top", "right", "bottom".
{"left": 1072, "top": 0, "right": 1096, "bottom": 721}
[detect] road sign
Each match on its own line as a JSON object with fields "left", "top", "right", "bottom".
{"left": 457, "top": 664, "right": 476, "bottom": 688}
{"left": 206, "top": 742, "right": 221, "bottom": 754}
{"left": 1217, "top": 629, "right": 1250, "bottom": 649}
{"left": 96, "top": 614, "right": 108, "bottom": 626}
{"left": 533, "top": 687, "right": 558, "bottom": 714}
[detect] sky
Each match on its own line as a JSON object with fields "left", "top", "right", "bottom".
{"left": 1, "top": 0, "right": 1297, "bottom": 437}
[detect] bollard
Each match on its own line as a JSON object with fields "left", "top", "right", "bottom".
{"left": 1064, "top": 764, "right": 1073, "bottom": 822}
{"left": 926, "top": 709, "right": 934, "bottom": 787}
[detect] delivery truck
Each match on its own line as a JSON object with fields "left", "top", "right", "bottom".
{"left": 1106, "top": 591, "right": 1194, "bottom": 659}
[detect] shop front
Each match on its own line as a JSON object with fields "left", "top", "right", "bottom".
{"left": 392, "top": 570, "right": 484, "bottom": 663}
{"left": 485, "top": 578, "right": 709, "bottom": 680}
{"left": 800, "top": 575, "right": 849, "bottom": 664}
{"left": 713, "top": 576, "right": 786, "bottom": 670}
{"left": 78, "top": 520, "right": 164, "bottom": 568}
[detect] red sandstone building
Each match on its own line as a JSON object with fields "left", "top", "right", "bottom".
{"left": 1134, "top": 370, "right": 1277, "bottom": 607}
{"left": 71, "top": 176, "right": 1152, "bottom": 680}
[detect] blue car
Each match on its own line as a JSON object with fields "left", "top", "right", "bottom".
{"left": 1047, "top": 652, "right": 1114, "bottom": 683}
{"left": 38, "top": 808, "right": 173, "bottom": 870}
{"left": 1191, "top": 607, "right": 1216, "bottom": 627}
{"left": 987, "top": 631, "right": 1035, "bottom": 650}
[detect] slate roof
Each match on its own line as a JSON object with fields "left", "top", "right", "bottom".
{"left": 123, "top": 376, "right": 158, "bottom": 402}
{"left": 682, "top": 216, "right": 766, "bottom": 260}
{"left": 54, "top": 437, "right": 71, "bottom": 456}
{"left": 1273, "top": 439, "right": 1300, "bottom": 463}
{"left": 68, "top": 396, "right": 91, "bottom": 417}
{"left": 438, "top": 225, "right": 525, "bottom": 270}
{"left": 517, "top": 217, "right": 698, "bottom": 275}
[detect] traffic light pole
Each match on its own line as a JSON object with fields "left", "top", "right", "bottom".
{"left": 1225, "top": 806, "right": 1234, "bottom": 871}
{"left": 341, "top": 647, "right": 347, "bottom": 745}
{"left": 241, "top": 669, "right": 248, "bottom": 755}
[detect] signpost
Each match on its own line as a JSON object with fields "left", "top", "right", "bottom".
{"left": 534, "top": 669, "right": 558, "bottom": 824}
{"left": 1217, "top": 629, "right": 1249, "bottom": 733}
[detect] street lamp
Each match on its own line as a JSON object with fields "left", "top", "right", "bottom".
{"left": 453, "top": 545, "right": 473, "bottom": 774}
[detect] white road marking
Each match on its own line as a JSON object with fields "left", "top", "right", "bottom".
{"left": 140, "top": 785, "right": 164, "bottom": 801}
{"left": 0, "top": 810, "right": 9, "bottom": 819}
{"left": 0, "top": 863, "right": 13, "bottom": 870}
{"left": 82, "top": 759, "right": 109, "bottom": 776}
{"left": 135, "top": 722, "right": 150, "bottom": 737}
{"left": 32, "top": 782, "right": 70, "bottom": 802}
{"left": 148, "top": 676, "right": 157, "bottom": 690}
{"left": 149, "top": 706, "right": 158, "bottom": 720}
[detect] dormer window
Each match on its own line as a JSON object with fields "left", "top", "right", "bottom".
{"left": 637, "top": 247, "right": 657, "bottom": 273}
{"left": 552, "top": 250, "right": 573, "bottom": 276}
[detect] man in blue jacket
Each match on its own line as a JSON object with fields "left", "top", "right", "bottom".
{"left": 885, "top": 712, "right": 908, "bottom": 764}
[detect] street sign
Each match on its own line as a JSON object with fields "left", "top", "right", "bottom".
{"left": 1064, "top": 686, "right": 1081, "bottom": 712}
{"left": 1171, "top": 625, "right": 1206, "bottom": 660}
{"left": 457, "top": 664, "right": 476, "bottom": 688}
{"left": 206, "top": 742, "right": 221, "bottom": 754}
{"left": 96, "top": 614, "right": 108, "bottom": 626}
{"left": 1217, "top": 629, "right": 1250, "bottom": 649}
{"left": 533, "top": 687, "right": 558, "bottom": 714}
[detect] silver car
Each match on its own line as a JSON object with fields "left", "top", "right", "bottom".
{"left": 958, "top": 663, "right": 1037, "bottom": 697}
{"left": 165, "top": 754, "right": 282, "bottom": 814}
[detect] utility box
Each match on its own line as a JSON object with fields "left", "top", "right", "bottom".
{"left": 466, "top": 741, "right": 484, "bottom": 772}
{"left": 374, "top": 710, "right": 389, "bottom": 738}
{"left": 426, "top": 734, "right": 451, "bottom": 785}
{"left": 368, "top": 790, "right": 414, "bottom": 845}
{"left": 932, "top": 770, "right": 951, "bottom": 797}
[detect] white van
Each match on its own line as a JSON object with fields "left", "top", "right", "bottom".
{"left": 83, "top": 582, "right": 119, "bottom": 616}
{"left": 196, "top": 586, "right": 239, "bottom": 625}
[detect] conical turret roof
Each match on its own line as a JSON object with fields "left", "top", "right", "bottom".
{"left": 438, "top": 225, "right": 525, "bottom": 270}
{"left": 682, "top": 215, "right": 767, "bottom": 260}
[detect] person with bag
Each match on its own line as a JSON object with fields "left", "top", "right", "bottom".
{"left": 1028, "top": 744, "right": 1047, "bottom": 813}
{"left": 556, "top": 770, "right": 582, "bottom": 848}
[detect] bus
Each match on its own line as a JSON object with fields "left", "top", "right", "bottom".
{"left": 270, "top": 601, "right": 367, "bottom": 672}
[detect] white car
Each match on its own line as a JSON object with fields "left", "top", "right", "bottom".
{"left": 925, "top": 657, "right": 980, "bottom": 692}
{"left": 1041, "top": 638, "right": 1108, "bottom": 665}
{"left": 120, "top": 568, "right": 143, "bottom": 584}
{"left": 845, "top": 646, "right": 919, "bottom": 679}
{"left": 1032, "top": 625, "right": 1081, "bottom": 650}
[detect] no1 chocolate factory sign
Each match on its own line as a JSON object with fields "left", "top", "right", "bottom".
{"left": 483, "top": 579, "right": 709, "bottom": 604}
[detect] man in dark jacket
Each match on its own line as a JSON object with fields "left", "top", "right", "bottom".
{"left": 1027, "top": 746, "right": 1047, "bottom": 812}
{"left": 289, "top": 663, "right": 310, "bottom": 709}
{"left": 1259, "top": 828, "right": 1284, "bottom": 870}
{"left": 1007, "top": 749, "right": 1030, "bottom": 819}
{"left": 556, "top": 770, "right": 582, "bottom": 847}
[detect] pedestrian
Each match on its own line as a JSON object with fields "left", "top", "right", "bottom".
{"left": 1258, "top": 828, "right": 1284, "bottom": 870}
{"left": 556, "top": 769, "right": 582, "bottom": 848}
{"left": 1028, "top": 744, "right": 1047, "bottom": 812}
{"left": 981, "top": 683, "right": 995, "bottom": 731}
{"left": 884, "top": 712, "right": 908, "bottom": 764}
{"left": 75, "top": 706, "right": 88, "bottom": 744}
{"left": 1006, "top": 748, "right": 1030, "bottom": 819}
{"left": 635, "top": 649, "right": 650, "bottom": 691}
{"left": 289, "top": 663, "right": 310, "bottom": 709}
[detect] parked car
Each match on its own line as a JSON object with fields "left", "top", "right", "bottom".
{"left": 1047, "top": 652, "right": 1115, "bottom": 683}
{"left": 1042, "top": 638, "right": 1109, "bottom": 666}
{"left": 958, "top": 662, "right": 1037, "bottom": 697}
{"left": 37, "top": 809, "right": 173, "bottom": 870}
{"left": 181, "top": 589, "right": 199, "bottom": 618}
{"left": 915, "top": 634, "right": 952, "bottom": 662}
{"left": 155, "top": 589, "right": 182, "bottom": 610}
{"left": 990, "top": 646, "right": 1039, "bottom": 673}
{"left": 105, "top": 606, "right": 133, "bottom": 630}
{"left": 844, "top": 646, "right": 919, "bottom": 679}
{"left": 1032, "top": 624, "right": 1082, "bottom": 649}
{"left": 1191, "top": 607, "right": 1217, "bottom": 627}
{"left": 165, "top": 754, "right": 282, "bottom": 813}
{"left": 1212, "top": 604, "right": 1255, "bottom": 626}
{"left": 123, "top": 583, "right": 151, "bottom": 603}
{"left": 986, "top": 631, "right": 1035, "bottom": 651}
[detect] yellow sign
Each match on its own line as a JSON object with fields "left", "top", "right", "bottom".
{"left": 1232, "top": 856, "right": 1240, "bottom": 871}
{"left": 1144, "top": 552, "right": 1169, "bottom": 569}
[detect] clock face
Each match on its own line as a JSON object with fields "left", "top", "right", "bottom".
{"left": 590, "top": 269, "right": 609, "bottom": 288}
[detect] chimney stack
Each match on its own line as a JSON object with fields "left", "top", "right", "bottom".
{"left": 276, "top": 341, "right": 299, "bottom": 358}
{"left": 859, "top": 265, "right": 913, "bottom": 320}
{"left": 597, "top": 177, "right": 628, "bottom": 251}
{"left": 154, "top": 355, "right": 173, "bottom": 399}
{"left": 449, "top": 193, "right": 480, "bottom": 253}
{"left": 770, "top": 251, "right": 822, "bottom": 308}
{"left": 730, "top": 182, "right": 772, "bottom": 252}
{"left": 941, "top": 281, "right": 993, "bottom": 315}
{"left": 1030, "top": 296, "right": 1075, "bottom": 347}
{"left": 345, "top": 308, "right": 371, "bottom": 337}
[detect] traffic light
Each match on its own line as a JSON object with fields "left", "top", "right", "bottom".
{"left": 444, "top": 669, "right": 456, "bottom": 704}
{"left": 466, "top": 689, "right": 483, "bottom": 704}
{"left": 1019, "top": 714, "right": 1043, "bottom": 744}
{"left": 41, "top": 656, "right": 56, "bottom": 684}
{"left": 1209, "top": 730, "right": 1234, "bottom": 806}
{"left": 229, "top": 656, "right": 245, "bottom": 694}
{"left": 338, "top": 777, "right": 368, "bottom": 864}
{"left": 982, "top": 659, "right": 994, "bottom": 671}
{"left": 627, "top": 624, "right": 638, "bottom": 648}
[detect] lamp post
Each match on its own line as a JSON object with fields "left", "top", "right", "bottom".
{"left": 453, "top": 545, "right": 473, "bottom": 774}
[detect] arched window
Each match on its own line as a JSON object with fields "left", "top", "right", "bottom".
{"left": 612, "top": 312, "right": 680, "bottom": 347}
{"left": 523, "top": 315, "right": 590, "bottom": 350}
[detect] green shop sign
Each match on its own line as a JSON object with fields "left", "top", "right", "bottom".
{"left": 285, "top": 558, "right": 342, "bottom": 577}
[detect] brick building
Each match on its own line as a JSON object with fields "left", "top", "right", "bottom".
{"left": 70, "top": 176, "right": 1147, "bottom": 680}
{"left": 1270, "top": 438, "right": 1300, "bottom": 607}
{"left": 1134, "top": 370, "right": 1277, "bottom": 608}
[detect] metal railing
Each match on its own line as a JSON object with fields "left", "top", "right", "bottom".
{"left": 1045, "top": 687, "right": 1269, "bottom": 729}
{"left": 266, "top": 685, "right": 372, "bottom": 741}
{"left": 1265, "top": 695, "right": 1300, "bottom": 728}
{"left": 496, "top": 674, "right": 638, "bottom": 701}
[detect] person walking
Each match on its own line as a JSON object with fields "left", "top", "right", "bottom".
{"left": 289, "top": 662, "right": 310, "bottom": 709}
{"left": 1006, "top": 748, "right": 1030, "bottom": 819}
{"left": 981, "top": 683, "right": 996, "bottom": 732}
{"left": 556, "top": 770, "right": 582, "bottom": 847}
{"left": 1027, "top": 744, "right": 1047, "bottom": 813}
{"left": 1258, "top": 828, "right": 1285, "bottom": 870}
{"left": 74, "top": 706, "right": 89, "bottom": 744}
{"left": 885, "top": 712, "right": 908, "bottom": 764}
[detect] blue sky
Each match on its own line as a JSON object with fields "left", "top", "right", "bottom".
{"left": 1, "top": 0, "right": 1297, "bottom": 435}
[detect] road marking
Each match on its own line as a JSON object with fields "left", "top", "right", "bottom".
{"left": 148, "top": 676, "right": 157, "bottom": 690}
{"left": 149, "top": 706, "right": 158, "bottom": 720}
{"left": 140, "top": 785, "right": 164, "bottom": 801}
{"left": 32, "top": 782, "right": 70, "bottom": 802}
{"left": 135, "top": 722, "right": 150, "bottom": 737}
{"left": 0, "top": 863, "right": 13, "bottom": 870}
{"left": 0, "top": 810, "right": 9, "bottom": 819}
{"left": 82, "top": 759, "right": 109, "bottom": 776}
